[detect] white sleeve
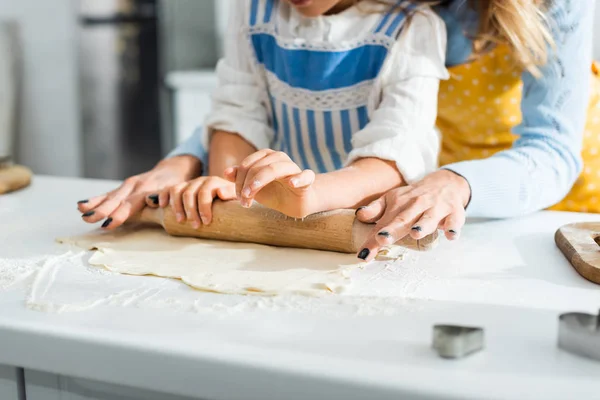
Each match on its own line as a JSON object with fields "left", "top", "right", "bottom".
{"left": 203, "top": 2, "right": 274, "bottom": 151}
{"left": 345, "top": 9, "right": 448, "bottom": 184}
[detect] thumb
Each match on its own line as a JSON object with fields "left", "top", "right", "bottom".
{"left": 356, "top": 196, "right": 386, "bottom": 223}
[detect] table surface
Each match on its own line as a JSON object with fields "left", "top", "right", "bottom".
{"left": 1, "top": 176, "right": 600, "bottom": 400}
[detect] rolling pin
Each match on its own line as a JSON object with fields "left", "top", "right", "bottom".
{"left": 0, "top": 165, "right": 32, "bottom": 194}
{"left": 131, "top": 200, "right": 438, "bottom": 253}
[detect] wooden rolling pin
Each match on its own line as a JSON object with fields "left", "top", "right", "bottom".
{"left": 0, "top": 165, "right": 32, "bottom": 194}
{"left": 131, "top": 200, "right": 438, "bottom": 253}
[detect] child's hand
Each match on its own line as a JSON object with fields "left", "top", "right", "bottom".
{"left": 146, "top": 176, "right": 236, "bottom": 228}
{"left": 224, "top": 150, "right": 318, "bottom": 218}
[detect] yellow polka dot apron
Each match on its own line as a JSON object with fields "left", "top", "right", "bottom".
{"left": 437, "top": 46, "right": 600, "bottom": 213}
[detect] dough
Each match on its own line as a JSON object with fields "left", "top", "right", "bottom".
{"left": 58, "top": 227, "right": 360, "bottom": 296}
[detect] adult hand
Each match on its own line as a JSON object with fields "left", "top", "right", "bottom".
{"left": 77, "top": 155, "right": 202, "bottom": 230}
{"left": 355, "top": 169, "right": 471, "bottom": 261}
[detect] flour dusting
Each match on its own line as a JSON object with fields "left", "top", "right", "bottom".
{"left": 19, "top": 246, "right": 435, "bottom": 318}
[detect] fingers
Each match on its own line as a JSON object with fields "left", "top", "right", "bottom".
{"left": 182, "top": 181, "right": 205, "bottom": 228}
{"left": 355, "top": 196, "right": 387, "bottom": 223}
{"left": 442, "top": 210, "right": 466, "bottom": 240}
{"left": 101, "top": 194, "right": 147, "bottom": 230}
{"left": 409, "top": 208, "right": 445, "bottom": 240}
{"left": 236, "top": 149, "right": 276, "bottom": 198}
{"left": 148, "top": 177, "right": 236, "bottom": 227}
{"left": 79, "top": 178, "right": 139, "bottom": 223}
{"left": 240, "top": 162, "right": 303, "bottom": 206}
{"left": 356, "top": 199, "right": 426, "bottom": 262}
{"left": 169, "top": 183, "right": 188, "bottom": 223}
{"left": 216, "top": 183, "right": 236, "bottom": 200}
{"left": 196, "top": 186, "right": 217, "bottom": 226}
{"left": 77, "top": 194, "right": 107, "bottom": 213}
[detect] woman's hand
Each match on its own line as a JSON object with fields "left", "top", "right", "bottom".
{"left": 224, "top": 149, "right": 319, "bottom": 218}
{"left": 146, "top": 176, "right": 236, "bottom": 228}
{"left": 77, "top": 155, "right": 202, "bottom": 230}
{"left": 355, "top": 170, "right": 471, "bottom": 261}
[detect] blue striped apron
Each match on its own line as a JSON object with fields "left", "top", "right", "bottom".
{"left": 247, "top": 0, "right": 414, "bottom": 173}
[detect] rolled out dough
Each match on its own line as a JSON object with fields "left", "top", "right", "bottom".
{"left": 58, "top": 227, "right": 360, "bottom": 296}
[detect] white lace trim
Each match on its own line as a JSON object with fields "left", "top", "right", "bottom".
{"left": 246, "top": 25, "right": 396, "bottom": 51}
{"left": 264, "top": 70, "right": 373, "bottom": 111}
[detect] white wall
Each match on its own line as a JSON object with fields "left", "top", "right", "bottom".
{"left": 0, "top": 0, "right": 81, "bottom": 177}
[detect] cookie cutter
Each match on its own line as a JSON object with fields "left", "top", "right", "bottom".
{"left": 558, "top": 310, "right": 600, "bottom": 361}
{"left": 432, "top": 325, "right": 485, "bottom": 359}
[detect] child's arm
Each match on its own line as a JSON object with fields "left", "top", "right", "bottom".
{"left": 229, "top": 9, "right": 448, "bottom": 218}
{"left": 208, "top": 130, "right": 257, "bottom": 177}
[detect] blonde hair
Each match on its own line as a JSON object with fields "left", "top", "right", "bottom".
{"left": 356, "top": 0, "right": 555, "bottom": 76}
{"left": 424, "top": 0, "right": 555, "bottom": 76}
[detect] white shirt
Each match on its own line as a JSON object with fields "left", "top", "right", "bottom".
{"left": 189, "top": 1, "right": 449, "bottom": 182}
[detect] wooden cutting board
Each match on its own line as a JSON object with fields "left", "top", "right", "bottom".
{"left": 0, "top": 165, "right": 32, "bottom": 194}
{"left": 555, "top": 222, "right": 600, "bottom": 284}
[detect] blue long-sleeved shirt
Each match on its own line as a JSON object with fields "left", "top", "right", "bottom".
{"left": 170, "top": 0, "right": 595, "bottom": 218}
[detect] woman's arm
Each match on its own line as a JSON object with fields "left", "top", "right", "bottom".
{"left": 443, "top": 0, "right": 594, "bottom": 218}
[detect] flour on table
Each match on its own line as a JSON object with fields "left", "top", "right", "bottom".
{"left": 57, "top": 227, "right": 360, "bottom": 296}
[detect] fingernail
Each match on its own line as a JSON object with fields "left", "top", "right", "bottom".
{"left": 242, "top": 187, "right": 252, "bottom": 198}
{"left": 378, "top": 231, "right": 391, "bottom": 238}
{"left": 101, "top": 218, "right": 113, "bottom": 228}
{"left": 251, "top": 180, "right": 261, "bottom": 189}
{"left": 77, "top": 199, "right": 89, "bottom": 204}
{"left": 176, "top": 213, "right": 184, "bottom": 222}
{"left": 290, "top": 178, "right": 298, "bottom": 187}
{"left": 192, "top": 221, "right": 200, "bottom": 229}
{"left": 200, "top": 215, "right": 209, "bottom": 225}
{"left": 412, "top": 226, "right": 422, "bottom": 232}
{"left": 358, "top": 248, "right": 370, "bottom": 260}
{"left": 355, "top": 206, "right": 367, "bottom": 216}
{"left": 148, "top": 194, "right": 159, "bottom": 205}
{"left": 82, "top": 211, "right": 95, "bottom": 217}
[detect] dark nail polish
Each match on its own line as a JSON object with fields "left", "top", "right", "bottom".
{"left": 358, "top": 248, "right": 370, "bottom": 260}
{"left": 411, "top": 226, "right": 422, "bottom": 232}
{"left": 355, "top": 206, "right": 366, "bottom": 215}
{"left": 101, "top": 218, "right": 113, "bottom": 228}
{"left": 378, "top": 231, "right": 391, "bottom": 238}
{"left": 77, "top": 199, "right": 89, "bottom": 204}
{"left": 148, "top": 194, "right": 159, "bottom": 205}
{"left": 82, "top": 211, "right": 95, "bottom": 217}
{"left": 449, "top": 229, "right": 457, "bottom": 235}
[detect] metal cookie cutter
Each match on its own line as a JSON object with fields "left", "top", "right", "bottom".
{"left": 558, "top": 310, "right": 600, "bottom": 361}
{"left": 432, "top": 325, "right": 485, "bottom": 359}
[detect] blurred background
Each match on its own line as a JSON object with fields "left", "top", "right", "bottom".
{"left": 0, "top": 0, "right": 598, "bottom": 180}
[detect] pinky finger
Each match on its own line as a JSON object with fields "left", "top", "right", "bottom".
{"left": 442, "top": 210, "right": 466, "bottom": 241}
{"left": 288, "top": 169, "right": 316, "bottom": 189}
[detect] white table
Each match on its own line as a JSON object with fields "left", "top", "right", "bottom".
{"left": 1, "top": 176, "right": 600, "bottom": 400}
